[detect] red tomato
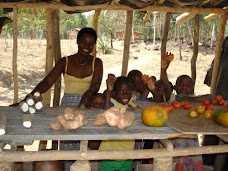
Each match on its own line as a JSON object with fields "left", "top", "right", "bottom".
{"left": 180, "top": 100, "right": 188, "bottom": 106}
{"left": 183, "top": 103, "right": 191, "bottom": 109}
{"left": 218, "top": 100, "right": 224, "bottom": 106}
{"left": 210, "top": 99, "right": 217, "bottom": 105}
{"left": 216, "top": 95, "right": 223, "bottom": 102}
{"left": 196, "top": 105, "right": 206, "bottom": 114}
{"left": 161, "top": 104, "right": 167, "bottom": 108}
{"left": 203, "top": 100, "right": 210, "bottom": 106}
{"left": 206, "top": 104, "right": 214, "bottom": 111}
{"left": 172, "top": 101, "right": 181, "bottom": 109}
{"left": 204, "top": 110, "right": 213, "bottom": 120}
{"left": 142, "top": 74, "right": 149, "bottom": 83}
{"left": 189, "top": 110, "right": 199, "bottom": 118}
{"left": 167, "top": 105, "right": 174, "bottom": 112}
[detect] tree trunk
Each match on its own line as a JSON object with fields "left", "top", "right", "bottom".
{"left": 187, "top": 21, "right": 194, "bottom": 48}
{"left": 210, "top": 23, "right": 215, "bottom": 49}
{"left": 178, "top": 25, "right": 182, "bottom": 60}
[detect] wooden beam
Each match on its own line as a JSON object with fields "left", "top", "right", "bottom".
{"left": 13, "top": 6, "right": 18, "bottom": 104}
{"left": 143, "top": 11, "right": 152, "bottom": 23}
{"left": 121, "top": 10, "right": 133, "bottom": 76}
{"left": 176, "top": 13, "right": 195, "bottom": 25}
{"left": 160, "top": 12, "right": 171, "bottom": 74}
{"left": 0, "top": 3, "right": 227, "bottom": 14}
{"left": 0, "top": 144, "right": 228, "bottom": 162}
{"left": 191, "top": 14, "right": 199, "bottom": 90}
{"left": 43, "top": 9, "right": 55, "bottom": 107}
{"left": 53, "top": 10, "right": 61, "bottom": 107}
{"left": 92, "top": 9, "right": 101, "bottom": 57}
{"left": 210, "top": 14, "right": 228, "bottom": 94}
{"left": 204, "top": 13, "right": 220, "bottom": 21}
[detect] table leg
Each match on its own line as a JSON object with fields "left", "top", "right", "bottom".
{"left": 70, "top": 161, "right": 91, "bottom": 171}
{"left": 15, "top": 146, "right": 24, "bottom": 171}
{"left": 153, "top": 157, "right": 173, "bottom": 171}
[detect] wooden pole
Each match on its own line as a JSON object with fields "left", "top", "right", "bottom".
{"left": 210, "top": 14, "right": 228, "bottom": 94}
{"left": 160, "top": 12, "right": 171, "bottom": 74}
{"left": 191, "top": 14, "right": 199, "bottom": 90}
{"left": 153, "top": 157, "right": 173, "bottom": 171}
{"left": 13, "top": 6, "right": 18, "bottom": 104}
{"left": 53, "top": 10, "right": 61, "bottom": 107}
{"left": 44, "top": 9, "right": 55, "bottom": 107}
{"left": 0, "top": 144, "right": 228, "bottom": 162}
{"left": 178, "top": 25, "right": 182, "bottom": 60}
{"left": 204, "top": 13, "right": 220, "bottom": 21}
{"left": 92, "top": 9, "right": 101, "bottom": 57}
{"left": 121, "top": 10, "right": 133, "bottom": 76}
{"left": 0, "top": 3, "right": 227, "bottom": 14}
{"left": 210, "top": 23, "right": 215, "bottom": 49}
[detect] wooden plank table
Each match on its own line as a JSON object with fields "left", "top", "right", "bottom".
{"left": 0, "top": 106, "right": 228, "bottom": 170}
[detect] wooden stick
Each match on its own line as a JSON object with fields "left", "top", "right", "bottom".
{"left": 159, "top": 139, "right": 173, "bottom": 152}
{"left": 143, "top": 11, "right": 152, "bottom": 23}
{"left": 22, "top": 114, "right": 32, "bottom": 128}
{"left": 191, "top": 14, "right": 199, "bottom": 90}
{"left": 176, "top": 13, "right": 195, "bottom": 25}
{"left": 121, "top": 10, "right": 133, "bottom": 76}
{"left": 204, "top": 13, "right": 220, "bottom": 21}
{"left": 210, "top": 14, "right": 228, "bottom": 94}
{"left": 0, "top": 113, "right": 6, "bottom": 135}
{"left": 13, "top": 6, "right": 19, "bottom": 104}
{"left": 0, "top": 3, "right": 227, "bottom": 14}
{"left": 19, "top": 101, "right": 29, "bottom": 113}
{"left": 92, "top": 9, "right": 101, "bottom": 57}
{"left": 1, "top": 144, "right": 228, "bottom": 162}
{"left": 153, "top": 157, "right": 173, "bottom": 171}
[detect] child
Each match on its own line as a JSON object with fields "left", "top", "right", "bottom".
{"left": 99, "top": 76, "right": 136, "bottom": 171}
{"left": 34, "top": 160, "right": 62, "bottom": 171}
{"left": 91, "top": 93, "right": 105, "bottom": 109}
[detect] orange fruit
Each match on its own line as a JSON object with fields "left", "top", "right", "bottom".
{"left": 189, "top": 110, "right": 199, "bottom": 118}
{"left": 141, "top": 105, "right": 168, "bottom": 127}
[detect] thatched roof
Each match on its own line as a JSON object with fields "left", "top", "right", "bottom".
{"left": 0, "top": 0, "right": 228, "bottom": 14}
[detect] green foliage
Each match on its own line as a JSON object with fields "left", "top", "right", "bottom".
{"left": 97, "top": 37, "right": 112, "bottom": 54}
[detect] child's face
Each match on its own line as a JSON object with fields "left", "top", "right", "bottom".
{"left": 175, "top": 77, "right": 194, "bottom": 96}
{"left": 114, "top": 82, "right": 132, "bottom": 105}
{"left": 130, "top": 74, "right": 146, "bottom": 94}
{"left": 91, "top": 95, "right": 104, "bottom": 108}
{"left": 34, "top": 161, "right": 62, "bottom": 171}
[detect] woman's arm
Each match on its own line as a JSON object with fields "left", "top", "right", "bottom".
{"left": 78, "top": 58, "right": 103, "bottom": 108}
{"left": 10, "top": 57, "right": 66, "bottom": 106}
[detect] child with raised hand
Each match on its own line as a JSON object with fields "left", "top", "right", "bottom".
{"left": 99, "top": 76, "right": 136, "bottom": 171}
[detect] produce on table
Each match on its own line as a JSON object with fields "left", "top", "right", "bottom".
{"left": 183, "top": 103, "right": 191, "bottom": 109}
{"left": 210, "top": 99, "right": 217, "bottom": 105}
{"left": 161, "top": 104, "right": 174, "bottom": 113}
{"left": 49, "top": 107, "right": 88, "bottom": 130}
{"left": 203, "top": 100, "right": 210, "bottom": 106}
{"left": 213, "top": 109, "right": 228, "bottom": 127}
{"left": 189, "top": 110, "right": 199, "bottom": 118}
{"left": 216, "top": 95, "right": 223, "bottom": 102}
{"left": 206, "top": 104, "right": 214, "bottom": 111}
{"left": 196, "top": 105, "right": 206, "bottom": 114}
{"left": 180, "top": 100, "right": 188, "bottom": 106}
{"left": 19, "top": 91, "right": 44, "bottom": 114}
{"left": 218, "top": 100, "right": 224, "bottom": 106}
{"left": 172, "top": 101, "right": 181, "bottom": 109}
{"left": 204, "top": 110, "right": 213, "bottom": 120}
{"left": 141, "top": 105, "right": 168, "bottom": 127}
{"left": 93, "top": 106, "right": 135, "bottom": 130}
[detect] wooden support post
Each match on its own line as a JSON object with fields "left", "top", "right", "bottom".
{"left": 159, "top": 139, "right": 173, "bottom": 152}
{"left": 143, "top": 11, "right": 152, "bottom": 23}
{"left": 0, "top": 162, "right": 13, "bottom": 171}
{"left": 92, "top": 9, "right": 101, "bottom": 57}
{"left": 13, "top": 6, "right": 18, "bottom": 104}
{"left": 191, "top": 14, "right": 199, "bottom": 90}
{"left": 15, "top": 146, "right": 24, "bottom": 171}
{"left": 210, "top": 14, "right": 228, "bottom": 94}
{"left": 38, "top": 140, "right": 47, "bottom": 151}
{"left": 121, "top": 10, "right": 133, "bottom": 76}
{"left": 178, "top": 25, "right": 182, "bottom": 60}
{"left": 70, "top": 161, "right": 91, "bottom": 171}
{"left": 153, "top": 157, "right": 173, "bottom": 171}
{"left": 160, "top": 12, "right": 171, "bottom": 74}
{"left": 44, "top": 9, "right": 55, "bottom": 107}
{"left": 53, "top": 10, "right": 61, "bottom": 107}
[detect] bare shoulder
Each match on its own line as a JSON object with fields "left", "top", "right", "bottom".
{"left": 95, "top": 57, "right": 103, "bottom": 65}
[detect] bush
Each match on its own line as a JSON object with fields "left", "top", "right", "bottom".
{"left": 97, "top": 38, "right": 112, "bottom": 54}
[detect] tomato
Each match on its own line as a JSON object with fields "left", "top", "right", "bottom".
{"left": 142, "top": 74, "right": 149, "bottom": 83}
{"left": 196, "top": 105, "right": 206, "bottom": 114}
{"left": 206, "top": 104, "right": 214, "bottom": 111}
{"left": 189, "top": 110, "right": 199, "bottom": 118}
{"left": 210, "top": 99, "right": 217, "bottom": 105}
{"left": 180, "top": 100, "right": 188, "bottom": 106}
{"left": 166, "top": 52, "right": 174, "bottom": 61}
{"left": 161, "top": 104, "right": 167, "bottom": 108}
{"left": 203, "top": 100, "right": 210, "bottom": 106}
{"left": 183, "top": 103, "right": 191, "bottom": 109}
{"left": 172, "top": 101, "right": 181, "bottom": 109}
{"left": 218, "top": 100, "right": 224, "bottom": 106}
{"left": 216, "top": 95, "right": 223, "bottom": 102}
{"left": 167, "top": 105, "right": 174, "bottom": 112}
{"left": 204, "top": 110, "right": 213, "bottom": 120}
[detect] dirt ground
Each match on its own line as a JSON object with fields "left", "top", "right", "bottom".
{"left": 0, "top": 38, "right": 214, "bottom": 106}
